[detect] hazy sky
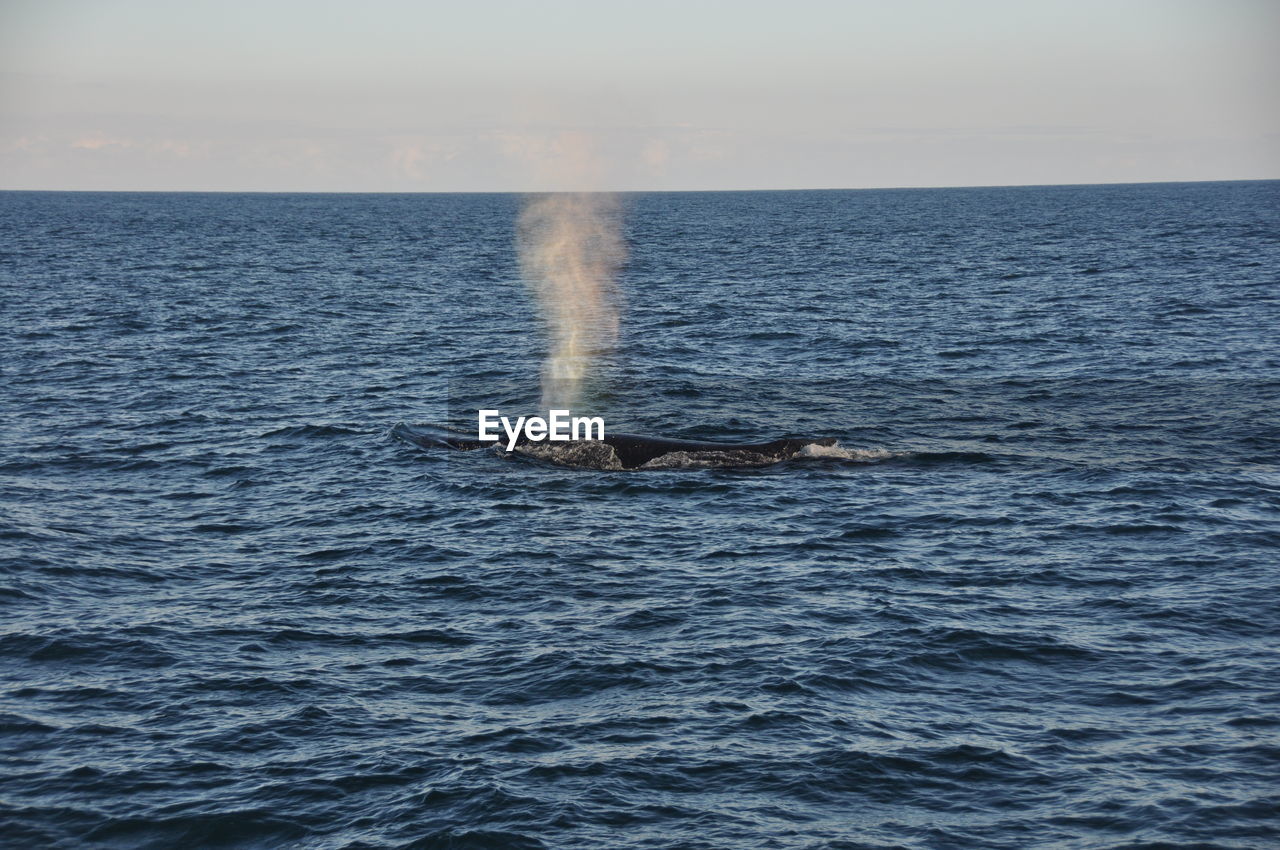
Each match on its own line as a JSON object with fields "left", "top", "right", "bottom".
{"left": 1, "top": 0, "right": 1276, "bottom": 191}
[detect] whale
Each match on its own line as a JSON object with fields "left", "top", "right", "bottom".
{"left": 392, "top": 423, "right": 837, "bottom": 470}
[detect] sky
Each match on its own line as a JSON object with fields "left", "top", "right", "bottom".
{"left": 1, "top": 0, "right": 1276, "bottom": 191}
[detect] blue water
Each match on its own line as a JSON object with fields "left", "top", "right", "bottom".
{"left": 2, "top": 182, "right": 1278, "bottom": 848}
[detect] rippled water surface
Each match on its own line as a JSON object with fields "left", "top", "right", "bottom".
{"left": 3, "top": 183, "right": 1279, "bottom": 848}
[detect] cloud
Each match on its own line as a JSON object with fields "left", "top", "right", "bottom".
{"left": 71, "top": 134, "right": 132, "bottom": 150}
{"left": 387, "top": 137, "right": 461, "bottom": 181}
{"left": 2, "top": 135, "right": 47, "bottom": 153}
{"left": 641, "top": 138, "right": 670, "bottom": 175}
{"left": 154, "top": 139, "right": 202, "bottom": 158}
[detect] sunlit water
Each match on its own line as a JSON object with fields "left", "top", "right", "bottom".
{"left": 2, "top": 183, "right": 1278, "bottom": 848}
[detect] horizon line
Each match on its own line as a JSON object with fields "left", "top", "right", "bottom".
{"left": 1, "top": 177, "right": 1277, "bottom": 196}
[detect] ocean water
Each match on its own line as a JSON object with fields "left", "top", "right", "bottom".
{"left": 2, "top": 182, "right": 1278, "bottom": 848}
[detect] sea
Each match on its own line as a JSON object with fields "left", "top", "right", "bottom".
{"left": 2, "top": 182, "right": 1278, "bottom": 848}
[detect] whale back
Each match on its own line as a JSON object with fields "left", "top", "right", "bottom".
{"left": 392, "top": 423, "right": 839, "bottom": 469}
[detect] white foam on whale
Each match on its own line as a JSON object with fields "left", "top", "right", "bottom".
{"left": 798, "top": 442, "right": 897, "bottom": 461}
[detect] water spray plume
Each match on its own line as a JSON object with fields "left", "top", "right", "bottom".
{"left": 518, "top": 192, "right": 625, "bottom": 411}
